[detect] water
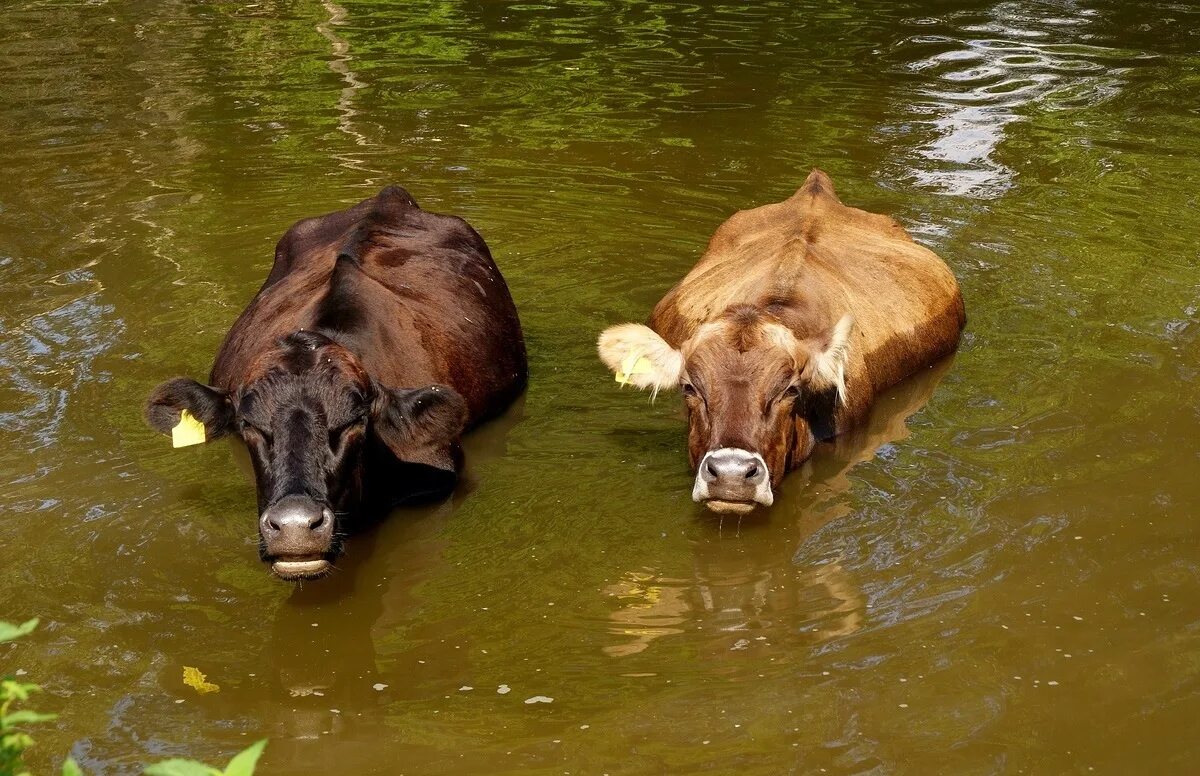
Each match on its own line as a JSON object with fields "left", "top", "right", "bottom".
{"left": 1, "top": 1, "right": 1197, "bottom": 773}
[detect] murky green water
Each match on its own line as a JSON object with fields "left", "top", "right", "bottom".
{"left": 1, "top": 1, "right": 1198, "bottom": 773}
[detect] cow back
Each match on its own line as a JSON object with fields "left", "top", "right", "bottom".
{"left": 650, "top": 170, "right": 964, "bottom": 421}
{"left": 210, "top": 186, "right": 527, "bottom": 425}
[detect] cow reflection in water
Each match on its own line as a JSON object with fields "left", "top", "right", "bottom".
{"left": 249, "top": 504, "right": 460, "bottom": 752}
{"left": 604, "top": 359, "right": 951, "bottom": 657}
{"left": 234, "top": 403, "right": 521, "bottom": 766}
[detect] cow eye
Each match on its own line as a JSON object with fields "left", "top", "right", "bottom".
{"left": 241, "top": 419, "right": 272, "bottom": 443}
{"left": 783, "top": 384, "right": 801, "bottom": 398}
{"left": 327, "top": 415, "right": 365, "bottom": 447}
{"left": 338, "top": 412, "right": 366, "bottom": 430}
{"left": 680, "top": 383, "right": 698, "bottom": 398}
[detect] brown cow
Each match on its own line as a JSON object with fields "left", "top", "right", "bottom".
{"left": 598, "top": 169, "right": 964, "bottom": 514}
{"left": 146, "top": 186, "right": 526, "bottom": 579}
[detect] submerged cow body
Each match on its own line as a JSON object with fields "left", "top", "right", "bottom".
{"left": 146, "top": 186, "right": 526, "bottom": 578}
{"left": 599, "top": 169, "right": 965, "bottom": 513}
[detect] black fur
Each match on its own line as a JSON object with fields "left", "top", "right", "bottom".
{"left": 372, "top": 383, "right": 468, "bottom": 474}
{"left": 144, "top": 378, "right": 234, "bottom": 441}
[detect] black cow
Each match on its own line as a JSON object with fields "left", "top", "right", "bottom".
{"left": 146, "top": 186, "right": 527, "bottom": 579}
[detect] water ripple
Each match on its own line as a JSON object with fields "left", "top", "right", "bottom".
{"left": 882, "top": 2, "right": 1142, "bottom": 197}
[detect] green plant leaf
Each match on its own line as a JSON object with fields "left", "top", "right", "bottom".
{"left": 143, "top": 760, "right": 222, "bottom": 776}
{"left": 2, "top": 680, "right": 41, "bottom": 702}
{"left": 2, "top": 710, "right": 58, "bottom": 726}
{"left": 221, "top": 739, "right": 266, "bottom": 776}
{"left": 2, "top": 731, "right": 35, "bottom": 750}
{"left": 62, "top": 757, "right": 85, "bottom": 776}
{"left": 0, "top": 619, "right": 39, "bottom": 644}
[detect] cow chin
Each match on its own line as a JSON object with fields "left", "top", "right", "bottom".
{"left": 271, "top": 558, "right": 333, "bottom": 581}
{"left": 691, "top": 448, "right": 775, "bottom": 514}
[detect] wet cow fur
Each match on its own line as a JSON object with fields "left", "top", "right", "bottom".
{"left": 146, "top": 186, "right": 527, "bottom": 577}
{"left": 598, "top": 169, "right": 965, "bottom": 512}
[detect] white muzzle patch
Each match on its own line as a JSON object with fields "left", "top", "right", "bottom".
{"left": 692, "top": 448, "right": 774, "bottom": 508}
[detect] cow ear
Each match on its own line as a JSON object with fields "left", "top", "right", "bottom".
{"left": 145, "top": 378, "right": 234, "bottom": 443}
{"left": 803, "top": 315, "right": 854, "bottom": 403}
{"left": 371, "top": 383, "right": 468, "bottom": 473}
{"left": 597, "top": 323, "right": 684, "bottom": 398}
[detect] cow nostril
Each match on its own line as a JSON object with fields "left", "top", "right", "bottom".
{"left": 706, "top": 461, "right": 719, "bottom": 479}
{"left": 745, "top": 464, "right": 759, "bottom": 480}
{"left": 263, "top": 498, "right": 330, "bottom": 536}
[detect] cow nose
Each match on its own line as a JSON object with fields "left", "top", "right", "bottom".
{"left": 692, "top": 448, "right": 774, "bottom": 512}
{"left": 264, "top": 496, "right": 327, "bottom": 533}
{"left": 260, "top": 495, "right": 334, "bottom": 558}
{"left": 701, "top": 449, "right": 767, "bottom": 486}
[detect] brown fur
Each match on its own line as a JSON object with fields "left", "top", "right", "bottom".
{"left": 145, "top": 187, "right": 526, "bottom": 574}
{"left": 211, "top": 185, "right": 527, "bottom": 424}
{"left": 645, "top": 169, "right": 964, "bottom": 485}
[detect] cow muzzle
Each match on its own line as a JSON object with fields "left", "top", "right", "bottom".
{"left": 692, "top": 448, "right": 773, "bottom": 514}
{"left": 260, "top": 495, "right": 336, "bottom": 580}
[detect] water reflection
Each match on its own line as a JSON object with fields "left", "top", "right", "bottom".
{"left": 885, "top": 2, "right": 1128, "bottom": 197}
{"left": 245, "top": 397, "right": 524, "bottom": 766}
{"left": 3, "top": 0, "right": 1200, "bottom": 772}
{"left": 264, "top": 546, "right": 390, "bottom": 742}
{"left": 315, "top": 0, "right": 375, "bottom": 163}
{"left": 605, "top": 360, "right": 951, "bottom": 658}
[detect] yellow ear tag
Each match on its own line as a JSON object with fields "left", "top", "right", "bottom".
{"left": 616, "top": 351, "right": 653, "bottom": 387}
{"left": 171, "top": 409, "right": 207, "bottom": 448}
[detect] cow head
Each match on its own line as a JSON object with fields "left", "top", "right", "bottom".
{"left": 145, "top": 331, "right": 467, "bottom": 580}
{"left": 599, "top": 306, "right": 853, "bottom": 514}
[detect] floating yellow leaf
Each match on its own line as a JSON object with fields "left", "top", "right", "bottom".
{"left": 182, "top": 666, "right": 219, "bottom": 694}
{"left": 171, "top": 409, "right": 207, "bottom": 448}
